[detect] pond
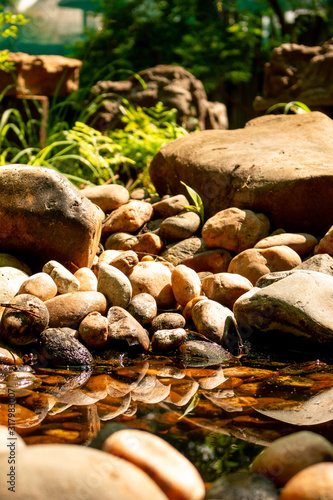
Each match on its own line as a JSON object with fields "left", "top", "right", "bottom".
{"left": 2, "top": 344, "right": 333, "bottom": 488}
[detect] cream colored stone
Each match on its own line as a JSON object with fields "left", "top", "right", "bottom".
{"left": 0, "top": 267, "right": 29, "bottom": 318}
{"left": 109, "top": 250, "right": 139, "bottom": 276}
{"left": 280, "top": 462, "right": 333, "bottom": 500}
{"left": 43, "top": 260, "right": 80, "bottom": 294}
{"left": 171, "top": 264, "right": 202, "bottom": 306}
{"left": 202, "top": 207, "right": 270, "bottom": 252}
{"left": 97, "top": 262, "right": 132, "bottom": 308}
{"left": 129, "top": 261, "right": 175, "bottom": 308}
{"left": 103, "top": 429, "right": 205, "bottom": 500}
{"left": 315, "top": 225, "right": 333, "bottom": 255}
{"left": 228, "top": 245, "right": 302, "bottom": 285}
{"left": 74, "top": 267, "right": 97, "bottom": 291}
{"left": 17, "top": 272, "right": 57, "bottom": 301}
{"left": 81, "top": 184, "right": 129, "bottom": 212}
{"left": 254, "top": 232, "right": 317, "bottom": 256}
{"left": 192, "top": 299, "right": 238, "bottom": 345}
{"left": 202, "top": 272, "right": 253, "bottom": 309}
{"left": 127, "top": 293, "right": 157, "bottom": 325}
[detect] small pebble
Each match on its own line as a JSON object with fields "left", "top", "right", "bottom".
{"left": 127, "top": 293, "right": 157, "bottom": 325}
{"left": 43, "top": 260, "right": 80, "bottom": 294}
{"left": 151, "top": 328, "right": 187, "bottom": 352}
{"left": 17, "top": 272, "right": 57, "bottom": 301}
{"left": 79, "top": 311, "right": 109, "bottom": 348}
{"left": 74, "top": 267, "right": 97, "bottom": 291}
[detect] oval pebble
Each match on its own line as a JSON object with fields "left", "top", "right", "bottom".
{"left": 171, "top": 264, "right": 202, "bottom": 306}
{"left": 17, "top": 272, "right": 57, "bottom": 301}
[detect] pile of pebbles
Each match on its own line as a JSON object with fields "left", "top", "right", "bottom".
{"left": 0, "top": 182, "right": 331, "bottom": 366}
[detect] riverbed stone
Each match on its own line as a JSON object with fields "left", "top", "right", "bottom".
{"left": 45, "top": 291, "right": 108, "bottom": 328}
{"left": 202, "top": 207, "right": 270, "bottom": 253}
{"left": 17, "top": 272, "right": 57, "bottom": 301}
{"left": 151, "top": 328, "right": 187, "bottom": 352}
{"left": 127, "top": 293, "right": 157, "bottom": 325}
{"left": 202, "top": 272, "right": 253, "bottom": 310}
{"left": 128, "top": 261, "right": 175, "bottom": 308}
{"left": 234, "top": 270, "right": 333, "bottom": 343}
{"left": 280, "top": 462, "right": 333, "bottom": 500}
{"left": 0, "top": 165, "right": 104, "bottom": 271}
{"left": 159, "top": 211, "right": 201, "bottom": 241}
{"left": 149, "top": 112, "right": 333, "bottom": 234}
{"left": 102, "top": 200, "right": 153, "bottom": 235}
{"left": 73, "top": 267, "right": 98, "bottom": 291}
{"left": 152, "top": 194, "right": 190, "bottom": 219}
{"left": 107, "top": 306, "right": 150, "bottom": 351}
{"left": 150, "top": 312, "right": 186, "bottom": 333}
{"left": 103, "top": 429, "right": 205, "bottom": 500}
{"left": 38, "top": 328, "right": 94, "bottom": 367}
{"left": 0, "top": 267, "right": 30, "bottom": 318}
{"left": 43, "top": 260, "right": 80, "bottom": 294}
{"left": 0, "top": 443, "right": 168, "bottom": 500}
{"left": 80, "top": 184, "right": 129, "bottom": 212}
{"left": 228, "top": 246, "right": 302, "bottom": 285}
{"left": 97, "top": 262, "right": 132, "bottom": 308}
{"left": 161, "top": 237, "right": 208, "bottom": 266}
{"left": 254, "top": 232, "right": 318, "bottom": 256}
{"left": 191, "top": 299, "right": 238, "bottom": 346}
{"left": 79, "top": 311, "right": 109, "bottom": 348}
{"left": 171, "top": 264, "right": 202, "bottom": 306}
{"left": 181, "top": 249, "right": 232, "bottom": 274}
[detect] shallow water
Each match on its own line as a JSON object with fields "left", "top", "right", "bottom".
{"left": 1, "top": 348, "right": 333, "bottom": 484}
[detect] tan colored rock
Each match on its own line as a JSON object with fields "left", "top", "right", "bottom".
{"left": 202, "top": 272, "right": 253, "bottom": 310}
{"left": 171, "top": 264, "right": 202, "bottom": 306}
{"left": 192, "top": 299, "right": 239, "bottom": 346}
{"left": 79, "top": 311, "right": 109, "bottom": 348}
{"left": 103, "top": 429, "right": 205, "bottom": 500}
{"left": 228, "top": 246, "right": 302, "bottom": 285}
{"left": 161, "top": 237, "right": 208, "bottom": 266}
{"left": 0, "top": 267, "right": 30, "bottom": 318}
{"left": 107, "top": 306, "right": 150, "bottom": 351}
{"left": 159, "top": 211, "right": 201, "bottom": 241}
{"left": 150, "top": 312, "right": 186, "bottom": 333}
{"left": 280, "top": 462, "right": 333, "bottom": 500}
{"left": 45, "top": 291, "right": 108, "bottom": 328}
{"left": 315, "top": 225, "right": 333, "bottom": 256}
{"left": 74, "top": 267, "right": 98, "bottom": 291}
{"left": 255, "top": 232, "right": 317, "bottom": 256}
{"left": 0, "top": 444, "right": 168, "bottom": 500}
{"left": 102, "top": 200, "right": 153, "bottom": 235}
{"left": 17, "top": 272, "right": 57, "bottom": 301}
{"left": 97, "top": 262, "right": 132, "bottom": 308}
{"left": 109, "top": 250, "right": 139, "bottom": 276}
{"left": 80, "top": 184, "right": 129, "bottom": 212}
{"left": 105, "top": 232, "right": 164, "bottom": 255}
{"left": 202, "top": 207, "right": 270, "bottom": 253}
{"left": 152, "top": 328, "right": 187, "bottom": 352}
{"left": 98, "top": 249, "right": 122, "bottom": 264}
{"left": 43, "top": 260, "right": 80, "bottom": 294}
{"left": 152, "top": 194, "right": 190, "bottom": 218}
{"left": 129, "top": 261, "right": 175, "bottom": 308}
{"left": 181, "top": 249, "right": 232, "bottom": 273}
{"left": 127, "top": 293, "right": 157, "bottom": 325}
{"left": 182, "top": 296, "right": 208, "bottom": 321}
{"left": 251, "top": 431, "right": 333, "bottom": 488}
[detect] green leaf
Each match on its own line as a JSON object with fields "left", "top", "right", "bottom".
{"left": 178, "top": 393, "right": 200, "bottom": 420}
{"left": 180, "top": 181, "right": 205, "bottom": 224}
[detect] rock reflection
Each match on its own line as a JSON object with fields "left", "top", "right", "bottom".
{"left": 0, "top": 357, "right": 333, "bottom": 446}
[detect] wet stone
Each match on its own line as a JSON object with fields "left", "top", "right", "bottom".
{"left": 38, "top": 328, "right": 94, "bottom": 367}
{"left": 127, "top": 293, "right": 157, "bottom": 325}
{"left": 150, "top": 312, "right": 186, "bottom": 334}
{"left": 151, "top": 328, "right": 187, "bottom": 352}
{"left": 179, "top": 340, "right": 235, "bottom": 367}
{"left": 107, "top": 306, "right": 150, "bottom": 351}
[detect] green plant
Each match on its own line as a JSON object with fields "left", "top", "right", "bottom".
{"left": 0, "top": 7, "right": 28, "bottom": 72}
{"left": 266, "top": 101, "right": 311, "bottom": 115}
{"left": 181, "top": 181, "right": 205, "bottom": 224}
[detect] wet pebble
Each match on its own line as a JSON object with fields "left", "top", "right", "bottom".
{"left": 152, "top": 328, "right": 187, "bottom": 352}
{"left": 38, "top": 328, "right": 94, "bottom": 367}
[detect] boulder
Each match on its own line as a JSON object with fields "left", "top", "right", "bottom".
{"left": 234, "top": 271, "right": 333, "bottom": 343}
{"left": 149, "top": 112, "right": 333, "bottom": 233}
{"left": 0, "top": 165, "right": 104, "bottom": 271}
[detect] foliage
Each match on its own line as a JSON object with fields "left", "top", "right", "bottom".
{"left": 266, "top": 101, "right": 311, "bottom": 114}
{"left": 0, "top": 6, "right": 28, "bottom": 72}
{"left": 181, "top": 181, "right": 205, "bottom": 224}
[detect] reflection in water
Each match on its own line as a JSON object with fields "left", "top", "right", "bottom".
{"left": 1, "top": 355, "right": 333, "bottom": 480}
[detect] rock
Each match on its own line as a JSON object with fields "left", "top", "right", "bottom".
{"left": 103, "top": 429, "right": 205, "bottom": 500}
{"left": 17, "top": 272, "right": 57, "bottom": 301}
{"left": 206, "top": 472, "right": 279, "bottom": 499}
{"left": 80, "top": 184, "right": 129, "bottom": 212}
{"left": 253, "top": 40, "right": 333, "bottom": 112}
{"left": 294, "top": 253, "right": 333, "bottom": 275}
{"left": 228, "top": 246, "right": 302, "bottom": 285}
{"left": 171, "top": 264, "right": 202, "bottom": 306}
{"left": 150, "top": 312, "right": 186, "bottom": 333}
{"left": 108, "top": 250, "right": 139, "bottom": 276}
{"left": 106, "top": 232, "right": 164, "bottom": 255}
{"left": 0, "top": 344, "right": 23, "bottom": 365}
{"left": 0, "top": 253, "right": 31, "bottom": 274}
{"left": 179, "top": 340, "right": 235, "bottom": 367}
{"left": 98, "top": 249, "right": 122, "bottom": 264}
{"left": 255, "top": 269, "right": 307, "bottom": 288}
{"left": 191, "top": 299, "right": 239, "bottom": 346}
{"left": 161, "top": 238, "right": 208, "bottom": 266}
{"left": 43, "top": 260, "right": 80, "bottom": 294}
{"left": 149, "top": 112, "right": 333, "bottom": 234}
{"left": 152, "top": 195, "right": 190, "bottom": 218}
{"left": 280, "top": 462, "right": 333, "bottom": 500}
{"left": 234, "top": 271, "right": 333, "bottom": 343}
{"left": 0, "top": 52, "right": 81, "bottom": 96}
{"left": 251, "top": 431, "right": 333, "bottom": 488}
{"left": 73, "top": 267, "right": 98, "bottom": 291}
{"left": 107, "top": 306, "right": 150, "bottom": 351}
{"left": 0, "top": 443, "right": 168, "bottom": 500}
{"left": 182, "top": 296, "right": 207, "bottom": 321}
{"left": 45, "top": 291, "right": 108, "bottom": 328}
{"left": 255, "top": 232, "right": 318, "bottom": 256}
{"left": 151, "top": 328, "right": 187, "bottom": 352}
{"left": 0, "top": 294, "right": 49, "bottom": 345}
{"left": 128, "top": 261, "right": 175, "bottom": 309}
{"left": 79, "top": 311, "right": 109, "bottom": 348}
{"left": 97, "top": 262, "right": 132, "bottom": 308}
{"left": 159, "top": 211, "right": 201, "bottom": 241}
{"left": 202, "top": 207, "right": 270, "bottom": 253}
{"left": 90, "top": 64, "right": 228, "bottom": 132}
{"left": 0, "top": 165, "right": 103, "bottom": 271}
{"left": 0, "top": 267, "right": 30, "bottom": 318}
{"left": 102, "top": 201, "right": 153, "bottom": 235}
{"left": 38, "top": 328, "right": 94, "bottom": 367}
{"left": 0, "top": 425, "right": 26, "bottom": 453}
{"left": 315, "top": 225, "right": 333, "bottom": 256}
{"left": 202, "top": 272, "right": 253, "bottom": 310}
{"left": 130, "top": 188, "right": 149, "bottom": 200}
{"left": 181, "top": 249, "right": 232, "bottom": 274}
{"left": 127, "top": 293, "right": 157, "bottom": 325}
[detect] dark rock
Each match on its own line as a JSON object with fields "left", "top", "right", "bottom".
{"left": 179, "top": 340, "right": 235, "bottom": 367}
{"left": 206, "top": 472, "right": 279, "bottom": 499}
{"left": 0, "top": 165, "right": 104, "bottom": 271}
{"left": 38, "top": 328, "right": 94, "bottom": 367}
{"left": 161, "top": 237, "right": 208, "bottom": 266}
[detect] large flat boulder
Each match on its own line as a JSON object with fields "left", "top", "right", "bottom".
{"left": 0, "top": 165, "right": 104, "bottom": 271}
{"left": 149, "top": 112, "right": 333, "bottom": 234}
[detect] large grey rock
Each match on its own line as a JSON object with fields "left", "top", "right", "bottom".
{"left": 150, "top": 112, "right": 333, "bottom": 233}
{"left": 234, "top": 270, "right": 333, "bottom": 343}
{"left": 0, "top": 165, "right": 104, "bottom": 271}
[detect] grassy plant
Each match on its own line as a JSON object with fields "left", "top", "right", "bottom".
{"left": 181, "top": 181, "right": 205, "bottom": 224}
{"left": 266, "top": 101, "right": 311, "bottom": 115}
